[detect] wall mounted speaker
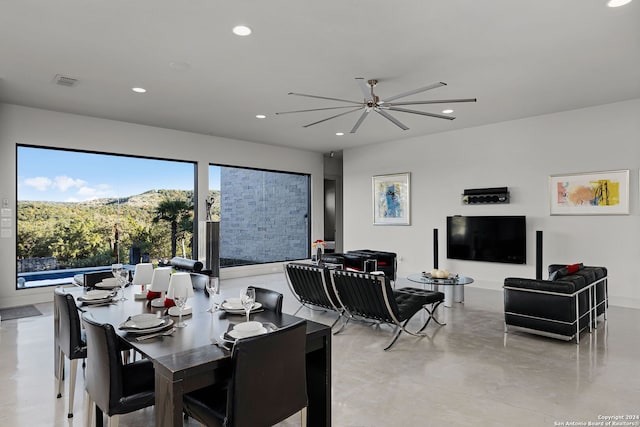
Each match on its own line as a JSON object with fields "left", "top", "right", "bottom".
{"left": 462, "top": 187, "right": 509, "bottom": 204}
{"left": 536, "top": 230, "right": 543, "bottom": 280}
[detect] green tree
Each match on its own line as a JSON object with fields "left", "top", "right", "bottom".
{"left": 153, "top": 199, "right": 193, "bottom": 258}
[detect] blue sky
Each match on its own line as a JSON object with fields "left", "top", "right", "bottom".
{"left": 18, "top": 147, "right": 220, "bottom": 202}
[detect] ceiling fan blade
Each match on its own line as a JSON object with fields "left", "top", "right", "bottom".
{"left": 375, "top": 109, "right": 409, "bottom": 131}
{"left": 382, "top": 82, "right": 447, "bottom": 103}
{"left": 385, "top": 98, "right": 477, "bottom": 106}
{"left": 302, "top": 107, "right": 363, "bottom": 128}
{"left": 350, "top": 110, "right": 370, "bottom": 133}
{"left": 388, "top": 106, "right": 455, "bottom": 120}
{"left": 288, "top": 92, "right": 362, "bottom": 105}
{"left": 276, "top": 105, "right": 363, "bottom": 115}
{"left": 355, "top": 78, "right": 373, "bottom": 102}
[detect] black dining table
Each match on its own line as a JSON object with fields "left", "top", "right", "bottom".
{"left": 55, "top": 284, "right": 332, "bottom": 427}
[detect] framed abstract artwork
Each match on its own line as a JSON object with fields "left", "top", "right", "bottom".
{"left": 549, "top": 170, "right": 629, "bottom": 215}
{"left": 372, "top": 172, "right": 411, "bottom": 225}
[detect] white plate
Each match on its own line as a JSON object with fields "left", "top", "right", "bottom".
{"left": 167, "top": 306, "right": 193, "bottom": 317}
{"left": 95, "top": 283, "right": 120, "bottom": 289}
{"left": 221, "top": 302, "right": 262, "bottom": 314}
{"left": 222, "top": 298, "right": 243, "bottom": 310}
{"left": 226, "top": 327, "right": 268, "bottom": 339}
{"left": 78, "top": 290, "right": 113, "bottom": 301}
{"left": 234, "top": 321, "right": 262, "bottom": 333}
{"left": 79, "top": 297, "right": 115, "bottom": 305}
{"left": 122, "top": 314, "right": 164, "bottom": 329}
{"left": 120, "top": 318, "right": 174, "bottom": 334}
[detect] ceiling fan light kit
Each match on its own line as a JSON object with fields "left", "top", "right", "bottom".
{"left": 276, "top": 77, "right": 477, "bottom": 133}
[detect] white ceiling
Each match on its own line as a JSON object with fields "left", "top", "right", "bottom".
{"left": 1, "top": 1, "right": 639, "bottom": 153}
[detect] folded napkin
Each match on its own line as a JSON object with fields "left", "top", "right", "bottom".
{"left": 164, "top": 297, "right": 176, "bottom": 308}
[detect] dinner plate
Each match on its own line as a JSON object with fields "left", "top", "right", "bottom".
{"left": 221, "top": 302, "right": 262, "bottom": 314}
{"left": 95, "top": 281, "right": 120, "bottom": 290}
{"left": 79, "top": 297, "right": 115, "bottom": 305}
{"left": 120, "top": 318, "right": 174, "bottom": 334}
{"left": 224, "top": 327, "right": 268, "bottom": 340}
{"left": 78, "top": 290, "right": 113, "bottom": 301}
{"left": 121, "top": 313, "right": 164, "bottom": 329}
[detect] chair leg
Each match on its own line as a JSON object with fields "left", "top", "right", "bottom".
{"left": 84, "top": 392, "right": 94, "bottom": 427}
{"left": 68, "top": 358, "right": 78, "bottom": 418}
{"left": 384, "top": 327, "right": 403, "bottom": 351}
{"left": 332, "top": 317, "right": 349, "bottom": 335}
{"left": 417, "top": 301, "right": 446, "bottom": 333}
{"left": 56, "top": 351, "right": 65, "bottom": 398}
{"left": 293, "top": 305, "right": 304, "bottom": 316}
{"left": 300, "top": 406, "right": 307, "bottom": 426}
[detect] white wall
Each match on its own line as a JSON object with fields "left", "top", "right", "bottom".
{"left": 343, "top": 98, "right": 640, "bottom": 309}
{"left": 0, "top": 103, "right": 324, "bottom": 308}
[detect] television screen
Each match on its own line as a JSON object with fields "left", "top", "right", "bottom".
{"left": 447, "top": 216, "right": 526, "bottom": 264}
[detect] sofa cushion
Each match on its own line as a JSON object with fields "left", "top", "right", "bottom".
{"left": 549, "top": 263, "right": 583, "bottom": 281}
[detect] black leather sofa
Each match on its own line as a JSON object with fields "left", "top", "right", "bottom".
{"left": 504, "top": 264, "right": 608, "bottom": 343}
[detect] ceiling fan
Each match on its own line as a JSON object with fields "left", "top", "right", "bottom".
{"left": 276, "top": 78, "right": 477, "bottom": 133}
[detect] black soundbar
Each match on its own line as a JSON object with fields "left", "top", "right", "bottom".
{"left": 463, "top": 187, "right": 508, "bottom": 196}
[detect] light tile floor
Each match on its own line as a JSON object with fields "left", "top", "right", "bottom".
{"left": 1, "top": 272, "right": 639, "bottom": 427}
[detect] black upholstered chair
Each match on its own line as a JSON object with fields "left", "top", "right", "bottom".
{"left": 248, "top": 286, "right": 283, "bottom": 313}
{"left": 54, "top": 288, "right": 87, "bottom": 418}
{"left": 284, "top": 262, "right": 344, "bottom": 328}
{"left": 183, "top": 320, "right": 308, "bottom": 427}
{"left": 82, "top": 314, "right": 155, "bottom": 427}
{"left": 330, "top": 270, "right": 445, "bottom": 350}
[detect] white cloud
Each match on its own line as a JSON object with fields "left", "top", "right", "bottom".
{"left": 76, "top": 185, "right": 112, "bottom": 200}
{"left": 24, "top": 176, "right": 52, "bottom": 191}
{"left": 53, "top": 175, "right": 86, "bottom": 191}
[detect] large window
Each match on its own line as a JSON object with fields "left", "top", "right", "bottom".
{"left": 16, "top": 145, "right": 195, "bottom": 288}
{"left": 209, "top": 165, "right": 310, "bottom": 266}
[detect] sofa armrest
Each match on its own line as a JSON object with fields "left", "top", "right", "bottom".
{"left": 504, "top": 277, "right": 578, "bottom": 294}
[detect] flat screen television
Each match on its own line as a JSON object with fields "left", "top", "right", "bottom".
{"left": 447, "top": 215, "right": 526, "bottom": 264}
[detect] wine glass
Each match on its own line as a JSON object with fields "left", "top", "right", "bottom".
{"left": 111, "top": 263, "right": 123, "bottom": 280}
{"left": 240, "top": 288, "right": 255, "bottom": 323}
{"left": 206, "top": 277, "right": 220, "bottom": 313}
{"left": 174, "top": 294, "right": 188, "bottom": 328}
{"left": 117, "top": 268, "right": 129, "bottom": 301}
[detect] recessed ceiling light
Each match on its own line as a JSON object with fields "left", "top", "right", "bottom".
{"left": 442, "top": 109, "right": 454, "bottom": 114}
{"left": 607, "top": 0, "right": 632, "bottom": 6}
{"left": 232, "top": 25, "right": 252, "bottom": 36}
{"left": 335, "top": 132, "right": 344, "bottom": 136}
{"left": 131, "top": 87, "right": 147, "bottom": 93}
{"left": 255, "top": 114, "right": 266, "bottom": 119}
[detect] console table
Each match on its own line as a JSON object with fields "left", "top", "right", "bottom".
{"left": 407, "top": 273, "right": 474, "bottom": 308}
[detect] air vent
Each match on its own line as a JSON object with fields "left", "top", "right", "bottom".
{"left": 54, "top": 74, "right": 78, "bottom": 87}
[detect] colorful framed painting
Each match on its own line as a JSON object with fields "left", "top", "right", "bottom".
{"left": 549, "top": 170, "right": 629, "bottom": 215}
{"left": 372, "top": 173, "right": 411, "bottom": 225}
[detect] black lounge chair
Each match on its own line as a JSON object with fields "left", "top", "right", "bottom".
{"left": 330, "top": 270, "right": 445, "bottom": 350}
{"left": 284, "top": 262, "right": 345, "bottom": 329}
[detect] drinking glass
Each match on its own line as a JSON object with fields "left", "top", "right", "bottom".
{"left": 206, "top": 277, "right": 220, "bottom": 313}
{"left": 117, "top": 268, "right": 129, "bottom": 301}
{"left": 111, "top": 263, "right": 123, "bottom": 280}
{"left": 240, "top": 288, "right": 255, "bottom": 323}
{"left": 174, "top": 295, "right": 187, "bottom": 328}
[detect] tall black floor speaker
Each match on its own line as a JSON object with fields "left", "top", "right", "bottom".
{"left": 536, "top": 230, "right": 543, "bottom": 280}
{"left": 433, "top": 228, "right": 439, "bottom": 269}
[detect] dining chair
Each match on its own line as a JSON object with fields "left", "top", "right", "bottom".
{"left": 83, "top": 271, "right": 114, "bottom": 288}
{"left": 54, "top": 288, "right": 87, "bottom": 418}
{"left": 81, "top": 314, "right": 155, "bottom": 427}
{"left": 248, "top": 286, "right": 283, "bottom": 313}
{"left": 183, "top": 320, "right": 308, "bottom": 427}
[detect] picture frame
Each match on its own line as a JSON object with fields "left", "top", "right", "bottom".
{"left": 549, "top": 169, "right": 629, "bottom": 215}
{"left": 372, "top": 172, "right": 411, "bottom": 225}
